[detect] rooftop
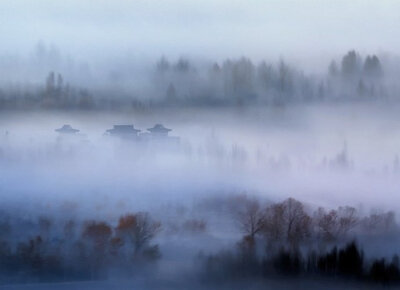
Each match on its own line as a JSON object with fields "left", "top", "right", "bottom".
{"left": 147, "top": 124, "right": 172, "bottom": 133}
{"left": 106, "top": 125, "right": 141, "bottom": 134}
{"left": 55, "top": 124, "right": 79, "bottom": 134}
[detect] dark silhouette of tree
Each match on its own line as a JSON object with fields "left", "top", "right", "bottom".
{"left": 264, "top": 198, "right": 311, "bottom": 247}
{"left": 337, "top": 242, "right": 364, "bottom": 277}
{"left": 364, "top": 55, "right": 383, "bottom": 78}
{"left": 174, "top": 58, "right": 190, "bottom": 73}
{"left": 361, "top": 211, "right": 397, "bottom": 235}
{"left": 277, "top": 60, "right": 293, "bottom": 98}
{"left": 46, "top": 72, "right": 56, "bottom": 94}
{"left": 369, "top": 255, "right": 400, "bottom": 284}
{"left": 82, "top": 221, "right": 112, "bottom": 276}
{"left": 315, "top": 205, "right": 358, "bottom": 241}
{"left": 116, "top": 213, "right": 161, "bottom": 260}
{"left": 236, "top": 198, "right": 266, "bottom": 241}
{"left": 166, "top": 82, "right": 177, "bottom": 102}
{"left": 341, "top": 50, "right": 361, "bottom": 77}
{"left": 317, "top": 246, "right": 338, "bottom": 275}
{"left": 272, "top": 248, "right": 302, "bottom": 276}
{"left": 82, "top": 221, "right": 112, "bottom": 250}
{"left": 257, "top": 61, "right": 274, "bottom": 90}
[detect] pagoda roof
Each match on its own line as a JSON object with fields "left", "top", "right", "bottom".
{"left": 106, "top": 124, "right": 141, "bottom": 134}
{"left": 147, "top": 124, "right": 172, "bottom": 133}
{"left": 55, "top": 124, "right": 79, "bottom": 133}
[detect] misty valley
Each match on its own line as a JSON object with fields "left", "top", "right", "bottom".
{"left": 0, "top": 10, "right": 400, "bottom": 290}
{"left": 1, "top": 100, "right": 400, "bottom": 289}
{"left": 0, "top": 3, "right": 400, "bottom": 285}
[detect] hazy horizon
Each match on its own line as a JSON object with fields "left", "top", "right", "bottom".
{"left": 1, "top": 0, "right": 399, "bottom": 70}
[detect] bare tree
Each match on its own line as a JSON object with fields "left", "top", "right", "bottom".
{"left": 264, "top": 198, "right": 311, "bottom": 247}
{"left": 361, "top": 211, "right": 396, "bottom": 235}
{"left": 235, "top": 198, "right": 266, "bottom": 241}
{"left": 314, "top": 206, "right": 358, "bottom": 241}
{"left": 337, "top": 206, "right": 358, "bottom": 236}
{"left": 116, "top": 213, "right": 161, "bottom": 258}
{"left": 314, "top": 207, "right": 339, "bottom": 241}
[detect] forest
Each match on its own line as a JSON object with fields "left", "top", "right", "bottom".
{"left": 0, "top": 49, "right": 395, "bottom": 111}
{"left": 0, "top": 195, "right": 399, "bottom": 287}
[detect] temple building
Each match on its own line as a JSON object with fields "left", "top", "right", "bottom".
{"left": 55, "top": 124, "right": 80, "bottom": 134}
{"left": 147, "top": 124, "right": 172, "bottom": 137}
{"left": 105, "top": 125, "right": 141, "bottom": 137}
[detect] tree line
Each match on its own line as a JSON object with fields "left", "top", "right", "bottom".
{"left": 0, "top": 196, "right": 398, "bottom": 285}
{"left": 0, "top": 50, "right": 394, "bottom": 111}
{"left": 203, "top": 196, "right": 400, "bottom": 285}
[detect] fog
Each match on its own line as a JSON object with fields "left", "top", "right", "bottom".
{"left": 1, "top": 1, "right": 400, "bottom": 289}
{"left": 2, "top": 105, "right": 400, "bottom": 211}
{"left": 1, "top": 1, "right": 400, "bottom": 68}
{"left": 2, "top": 105, "right": 400, "bottom": 288}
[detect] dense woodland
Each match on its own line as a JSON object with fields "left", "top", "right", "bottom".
{"left": 0, "top": 195, "right": 399, "bottom": 286}
{"left": 0, "top": 50, "right": 394, "bottom": 110}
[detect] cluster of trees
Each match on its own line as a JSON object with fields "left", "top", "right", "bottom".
{"left": 329, "top": 50, "right": 385, "bottom": 99}
{"left": 233, "top": 197, "right": 396, "bottom": 249}
{"left": 0, "top": 212, "right": 161, "bottom": 283}
{"left": 0, "top": 50, "right": 392, "bottom": 111}
{"left": 153, "top": 50, "right": 387, "bottom": 107}
{"left": 0, "top": 71, "right": 95, "bottom": 110}
{"left": 202, "top": 196, "right": 400, "bottom": 285}
{"left": 205, "top": 241, "right": 400, "bottom": 285}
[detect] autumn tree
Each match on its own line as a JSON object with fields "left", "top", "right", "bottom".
{"left": 116, "top": 213, "right": 161, "bottom": 261}
{"left": 82, "top": 221, "right": 112, "bottom": 275}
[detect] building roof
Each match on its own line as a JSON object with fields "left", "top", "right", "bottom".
{"left": 147, "top": 124, "right": 172, "bottom": 133}
{"left": 55, "top": 124, "right": 79, "bottom": 133}
{"left": 106, "top": 125, "right": 141, "bottom": 134}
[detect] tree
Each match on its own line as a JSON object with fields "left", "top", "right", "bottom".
{"left": 264, "top": 198, "right": 311, "bottom": 247}
{"left": 116, "top": 213, "right": 161, "bottom": 260}
{"left": 156, "top": 56, "right": 170, "bottom": 73}
{"left": 314, "top": 207, "right": 339, "bottom": 242}
{"left": 314, "top": 206, "right": 358, "bottom": 242}
{"left": 82, "top": 221, "right": 112, "bottom": 254}
{"left": 336, "top": 206, "right": 358, "bottom": 236}
{"left": 174, "top": 58, "right": 190, "bottom": 73}
{"left": 82, "top": 221, "right": 112, "bottom": 276}
{"left": 46, "top": 72, "right": 56, "bottom": 94}
{"left": 328, "top": 60, "right": 339, "bottom": 77}
{"left": 361, "top": 211, "right": 396, "bottom": 235}
{"left": 166, "top": 83, "right": 177, "bottom": 102}
{"left": 275, "top": 60, "right": 294, "bottom": 102}
{"left": 341, "top": 50, "right": 361, "bottom": 78}
{"left": 364, "top": 55, "right": 383, "bottom": 78}
{"left": 236, "top": 198, "right": 266, "bottom": 241}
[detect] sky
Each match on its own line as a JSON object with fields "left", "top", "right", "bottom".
{"left": 0, "top": 0, "right": 399, "bottom": 66}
